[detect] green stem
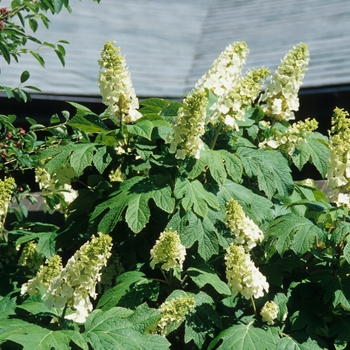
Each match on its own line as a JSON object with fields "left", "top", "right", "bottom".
{"left": 250, "top": 296, "right": 257, "bottom": 315}
{"left": 152, "top": 277, "right": 171, "bottom": 285}
{"left": 210, "top": 121, "right": 224, "bottom": 150}
{"left": 60, "top": 302, "right": 68, "bottom": 321}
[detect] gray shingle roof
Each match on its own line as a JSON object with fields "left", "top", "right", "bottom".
{"left": 1, "top": 0, "right": 350, "bottom": 98}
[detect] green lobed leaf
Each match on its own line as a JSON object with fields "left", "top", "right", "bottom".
{"left": 91, "top": 177, "right": 174, "bottom": 234}
{"left": 93, "top": 145, "right": 113, "bottom": 174}
{"left": 265, "top": 213, "right": 326, "bottom": 256}
{"left": 185, "top": 292, "right": 222, "bottom": 348}
{"left": 127, "top": 303, "right": 162, "bottom": 333}
{"left": 219, "top": 149, "right": 243, "bottom": 183}
{"left": 292, "top": 132, "right": 329, "bottom": 177}
{"left": 97, "top": 272, "right": 159, "bottom": 310}
{"left": 187, "top": 266, "right": 231, "bottom": 296}
{"left": 16, "top": 294, "right": 54, "bottom": 316}
{"left": 0, "top": 321, "right": 85, "bottom": 350}
{"left": 124, "top": 177, "right": 175, "bottom": 233}
{"left": 67, "top": 113, "right": 109, "bottom": 133}
{"left": 0, "top": 295, "right": 17, "bottom": 319}
{"left": 276, "top": 336, "right": 326, "bottom": 350}
{"left": 126, "top": 118, "right": 154, "bottom": 140}
{"left": 174, "top": 178, "right": 220, "bottom": 218}
{"left": 180, "top": 211, "right": 219, "bottom": 261}
{"left": 140, "top": 97, "right": 171, "bottom": 110}
{"left": 90, "top": 189, "right": 129, "bottom": 234}
{"left": 343, "top": 240, "right": 350, "bottom": 265}
{"left": 83, "top": 307, "right": 170, "bottom": 350}
{"left": 207, "top": 322, "right": 276, "bottom": 350}
{"left": 40, "top": 143, "right": 75, "bottom": 175}
{"left": 331, "top": 221, "right": 350, "bottom": 245}
{"left": 217, "top": 179, "right": 274, "bottom": 227}
{"left": 237, "top": 147, "right": 294, "bottom": 199}
{"left": 187, "top": 149, "right": 227, "bottom": 185}
{"left": 70, "top": 143, "right": 96, "bottom": 175}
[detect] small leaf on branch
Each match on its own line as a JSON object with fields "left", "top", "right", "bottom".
{"left": 20, "top": 70, "right": 30, "bottom": 83}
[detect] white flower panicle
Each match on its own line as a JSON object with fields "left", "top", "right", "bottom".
{"left": 225, "top": 244, "right": 269, "bottom": 299}
{"left": 196, "top": 42, "right": 249, "bottom": 96}
{"left": 44, "top": 233, "right": 113, "bottom": 323}
{"left": 150, "top": 229, "right": 186, "bottom": 271}
{"left": 99, "top": 41, "right": 141, "bottom": 124}
{"left": 327, "top": 108, "right": 350, "bottom": 208}
{"left": 211, "top": 67, "right": 270, "bottom": 131}
{"left": 21, "top": 254, "right": 63, "bottom": 296}
{"left": 35, "top": 165, "right": 78, "bottom": 213}
{"left": 0, "top": 177, "right": 14, "bottom": 233}
{"left": 156, "top": 294, "right": 195, "bottom": 335}
{"left": 259, "top": 118, "right": 318, "bottom": 156}
{"left": 225, "top": 199, "right": 264, "bottom": 251}
{"left": 260, "top": 301, "right": 279, "bottom": 325}
{"left": 260, "top": 43, "right": 309, "bottom": 121}
{"left": 169, "top": 90, "right": 207, "bottom": 160}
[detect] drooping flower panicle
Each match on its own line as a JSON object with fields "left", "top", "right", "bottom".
{"left": 196, "top": 41, "right": 249, "bottom": 96}
{"left": 44, "top": 233, "right": 113, "bottom": 323}
{"left": 99, "top": 41, "right": 141, "bottom": 124}
{"left": 150, "top": 229, "right": 186, "bottom": 271}
{"left": 0, "top": 177, "right": 15, "bottom": 233}
{"left": 169, "top": 90, "right": 207, "bottom": 159}
{"left": 156, "top": 294, "right": 195, "bottom": 335}
{"left": 225, "top": 244, "right": 269, "bottom": 299}
{"left": 260, "top": 43, "right": 309, "bottom": 121}
{"left": 21, "top": 254, "right": 63, "bottom": 296}
{"left": 225, "top": 199, "right": 264, "bottom": 251}
{"left": 327, "top": 107, "right": 350, "bottom": 208}
{"left": 259, "top": 118, "right": 318, "bottom": 156}
{"left": 35, "top": 165, "right": 78, "bottom": 213}
{"left": 211, "top": 67, "right": 270, "bottom": 130}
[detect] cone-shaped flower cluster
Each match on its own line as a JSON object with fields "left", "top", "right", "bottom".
{"left": 260, "top": 43, "right": 309, "bottom": 121}
{"left": 0, "top": 177, "right": 14, "bottom": 233}
{"left": 99, "top": 41, "right": 141, "bottom": 124}
{"left": 156, "top": 294, "right": 195, "bottom": 335}
{"left": 225, "top": 199, "right": 264, "bottom": 251}
{"left": 225, "top": 244, "right": 269, "bottom": 299}
{"left": 21, "top": 255, "right": 63, "bottom": 296}
{"left": 260, "top": 301, "right": 279, "bottom": 325}
{"left": 169, "top": 90, "right": 207, "bottom": 159}
{"left": 44, "top": 233, "right": 112, "bottom": 323}
{"left": 196, "top": 42, "right": 249, "bottom": 96}
{"left": 211, "top": 68, "right": 270, "bottom": 130}
{"left": 259, "top": 118, "right": 318, "bottom": 156}
{"left": 150, "top": 229, "right": 186, "bottom": 271}
{"left": 327, "top": 108, "right": 350, "bottom": 208}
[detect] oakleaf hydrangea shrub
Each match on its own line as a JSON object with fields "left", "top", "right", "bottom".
{"left": 1, "top": 38, "right": 350, "bottom": 350}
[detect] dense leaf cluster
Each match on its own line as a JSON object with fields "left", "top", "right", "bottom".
{"left": 1, "top": 4, "right": 350, "bottom": 349}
